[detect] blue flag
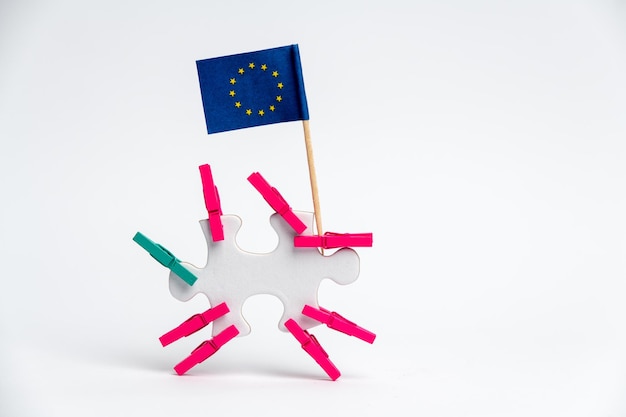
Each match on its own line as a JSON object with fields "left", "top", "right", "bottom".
{"left": 196, "top": 44, "right": 309, "bottom": 134}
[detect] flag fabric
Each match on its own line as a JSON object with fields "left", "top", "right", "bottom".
{"left": 196, "top": 44, "right": 309, "bottom": 134}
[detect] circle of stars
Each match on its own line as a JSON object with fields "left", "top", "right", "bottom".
{"left": 228, "top": 62, "right": 284, "bottom": 117}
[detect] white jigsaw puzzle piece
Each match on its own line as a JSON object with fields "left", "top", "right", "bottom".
{"left": 168, "top": 211, "right": 360, "bottom": 337}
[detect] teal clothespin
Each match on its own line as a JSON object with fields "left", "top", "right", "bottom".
{"left": 133, "top": 232, "right": 198, "bottom": 286}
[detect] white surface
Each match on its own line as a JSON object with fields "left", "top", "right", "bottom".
{"left": 1, "top": 1, "right": 625, "bottom": 416}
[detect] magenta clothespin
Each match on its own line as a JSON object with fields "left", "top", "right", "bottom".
{"left": 199, "top": 164, "right": 224, "bottom": 241}
{"left": 173, "top": 324, "right": 239, "bottom": 375}
{"left": 302, "top": 305, "right": 376, "bottom": 344}
{"left": 159, "top": 302, "right": 230, "bottom": 347}
{"left": 294, "top": 232, "right": 373, "bottom": 249}
{"left": 284, "top": 318, "right": 340, "bottom": 381}
{"left": 247, "top": 172, "right": 307, "bottom": 234}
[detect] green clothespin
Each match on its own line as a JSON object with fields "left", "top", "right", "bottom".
{"left": 133, "top": 232, "right": 198, "bottom": 286}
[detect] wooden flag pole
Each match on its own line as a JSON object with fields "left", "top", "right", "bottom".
{"left": 302, "top": 120, "right": 323, "bottom": 239}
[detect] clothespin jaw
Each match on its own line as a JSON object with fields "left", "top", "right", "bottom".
{"left": 302, "top": 305, "right": 376, "bottom": 344}
{"left": 159, "top": 302, "right": 230, "bottom": 347}
{"left": 132, "top": 232, "right": 198, "bottom": 286}
{"left": 247, "top": 172, "right": 307, "bottom": 234}
{"left": 284, "top": 318, "right": 341, "bottom": 381}
{"left": 173, "top": 325, "right": 239, "bottom": 375}
{"left": 199, "top": 164, "right": 224, "bottom": 241}
{"left": 294, "top": 232, "right": 373, "bottom": 249}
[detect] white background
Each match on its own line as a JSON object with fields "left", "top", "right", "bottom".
{"left": 1, "top": 1, "right": 625, "bottom": 416}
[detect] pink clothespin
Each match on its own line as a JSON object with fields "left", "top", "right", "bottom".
{"left": 294, "top": 232, "right": 373, "bottom": 249}
{"left": 284, "top": 318, "right": 340, "bottom": 381}
{"left": 199, "top": 164, "right": 224, "bottom": 241}
{"left": 173, "top": 324, "right": 239, "bottom": 375}
{"left": 302, "top": 305, "right": 376, "bottom": 344}
{"left": 247, "top": 172, "right": 307, "bottom": 234}
{"left": 159, "top": 302, "right": 230, "bottom": 347}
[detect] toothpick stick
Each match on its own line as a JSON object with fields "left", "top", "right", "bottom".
{"left": 302, "top": 120, "right": 323, "bottom": 240}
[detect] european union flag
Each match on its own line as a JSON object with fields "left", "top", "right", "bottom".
{"left": 196, "top": 44, "right": 309, "bottom": 134}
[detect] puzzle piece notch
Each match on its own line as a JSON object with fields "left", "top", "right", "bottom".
{"left": 167, "top": 210, "right": 360, "bottom": 338}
